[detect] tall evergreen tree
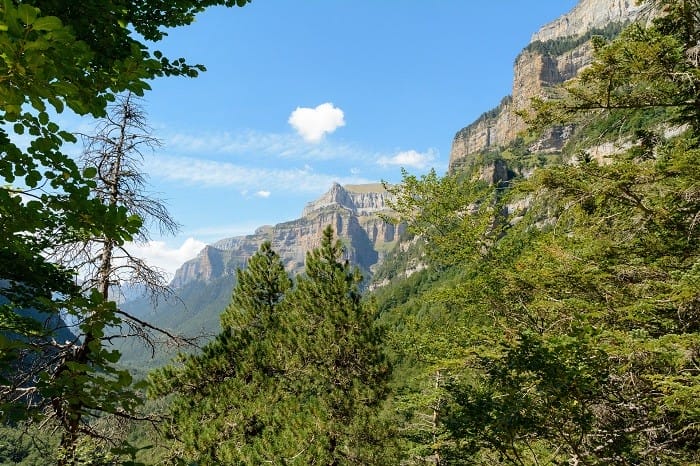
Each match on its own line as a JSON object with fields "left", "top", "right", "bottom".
{"left": 378, "top": 2, "right": 699, "bottom": 463}
{"left": 276, "top": 226, "right": 393, "bottom": 464}
{"left": 445, "top": 1, "right": 700, "bottom": 463}
{"left": 152, "top": 229, "right": 394, "bottom": 464}
{"left": 149, "top": 241, "right": 292, "bottom": 464}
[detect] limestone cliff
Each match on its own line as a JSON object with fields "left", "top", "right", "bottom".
{"left": 448, "top": 0, "right": 644, "bottom": 170}
{"left": 170, "top": 183, "right": 403, "bottom": 288}
{"left": 530, "top": 0, "right": 645, "bottom": 43}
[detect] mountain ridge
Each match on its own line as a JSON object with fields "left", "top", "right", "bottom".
{"left": 170, "top": 182, "right": 402, "bottom": 289}
{"left": 120, "top": 0, "right": 639, "bottom": 368}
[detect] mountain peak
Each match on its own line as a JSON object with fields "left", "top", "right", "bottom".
{"left": 448, "top": 0, "right": 644, "bottom": 170}
{"left": 301, "top": 182, "right": 390, "bottom": 217}
{"left": 531, "top": 0, "right": 645, "bottom": 43}
{"left": 170, "top": 183, "right": 401, "bottom": 289}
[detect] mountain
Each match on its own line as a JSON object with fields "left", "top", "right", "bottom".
{"left": 165, "top": 0, "right": 647, "bottom": 307}
{"left": 372, "top": 0, "right": 700, "bottom": 462}
{"left": 118, "top": 183, "right": 402, "bottom": 368}
{"left": 171, "top": 182, "right": 403, "bottom": 288}
{"left": 122, "top": 0, "right": 641, "bottom": 369}
{"left": 448, "top": 0, "right": 645, "bottom": 171}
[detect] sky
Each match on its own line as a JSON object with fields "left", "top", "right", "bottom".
{"left": 81, "top": 1, "right": 579, "bottom": 276}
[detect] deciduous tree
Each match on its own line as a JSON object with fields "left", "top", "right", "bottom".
{"left": 1, "top": 0, "right": 250, "bottom": 462}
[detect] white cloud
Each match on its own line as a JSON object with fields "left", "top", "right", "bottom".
{"left": 377, "top": 149, "right": 438, "bottom": 169}
{"left": 288, "top": 103, "right": 345, "bottom": 143}
{"left": 128, "top": 237, "right": 206, "bottom": 279}
{"left": 165, "top": 129, "right": 360, "bottom": 161}
{"left": 256, "top": 190, "right": 271, "bottom": 198}
{"left": 145, "top": 155, "right": 372, "bottom": 193}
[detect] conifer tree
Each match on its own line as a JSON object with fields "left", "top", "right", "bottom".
{"left": 445, "top": 1, "right": 700, "bottom": 463}
{"left": 149, "top": 241, "right": 291, "bottom": 464}
{"left": 275, "top": 226, "right": 393, "bottom": 464}
{"left": 152, "top": 229, "right": 395, "bottom": 464}
{"left": 378, "top": 3, "right": 699, "bottom": 463}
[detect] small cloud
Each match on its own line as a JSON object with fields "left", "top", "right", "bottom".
{"left": 128, "top": 237, "right": 206, "bottom": 279}
{"left": 256, "top": 190, "right": 271, "bottom": 198}
{"left": 377, "top": 149, "right": 437, "bottom": 169}
{"left": 288, "top": 103, "right": 345, "bottom": 143}
{"left": 350, "top": 167, "right": 361, "bottom": 175}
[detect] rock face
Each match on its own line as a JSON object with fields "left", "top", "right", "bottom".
{"left": 448, "top": 0, "right": 644, "bottom": 170}
{"left": 170, "top": 183, "right": 403, "bottom": 289}
{"left": 530, "top": 0, "right": 645, "bottom": 43}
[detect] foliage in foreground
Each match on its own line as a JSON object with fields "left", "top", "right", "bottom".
{"left": 0, "top": 0, "right": 250, "bottom": 462}
{"left": 150, "top": 227, "right": 396, "bottom": 465}
{"left": 377, "top": 1, "right": 700, "bottom": 463}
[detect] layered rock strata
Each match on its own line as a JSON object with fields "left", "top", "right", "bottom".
{"left": 448, "top": 0, "right": 644, "bottom": 170}
{"left": 170, "top": 183, "right": 403, "bottom": 288}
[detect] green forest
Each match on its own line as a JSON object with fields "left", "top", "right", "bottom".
{"left": 1, "top": 0, "right": 699, "bottom": 464}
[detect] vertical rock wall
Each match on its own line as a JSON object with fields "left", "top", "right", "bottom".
{"left": 448, "top": 0, "right": 644, "bottom": 170}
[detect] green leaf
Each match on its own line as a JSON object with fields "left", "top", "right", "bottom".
{"left": 48, "top": 96, "right": 64, "bottom": 113}
{"left": 83, "top": 166, "right": 97, "bottom": 179}
{"left": 104, "top": 350, "right": 121, "bottom": 364}
{"left": 58, "top": 130, "right": 76, "bottom": 143}
{"left": 17, "top": 4, "right": 38, "bottom": 24}
{"left": 25, "top": 170, "right": 42, "bottom": 187}
{"left": 32, "top": 16, "right": 62, "bottom": 31}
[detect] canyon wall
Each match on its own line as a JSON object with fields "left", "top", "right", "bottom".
{"left": 448, "top": 0, "right": 645, "bottom": 170}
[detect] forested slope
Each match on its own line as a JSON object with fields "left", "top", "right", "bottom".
{"left": 372, "top": 4, "right": 700, "bottom": 463}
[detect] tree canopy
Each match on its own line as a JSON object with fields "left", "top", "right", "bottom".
{"left": 379, "top": 1, "right": 700, "bottom": 463}
{"left": 150, "top": 229, "right": 395, "bottom": 464}
{"left": 0, "top": 0, "right": 250, "bottom": 462}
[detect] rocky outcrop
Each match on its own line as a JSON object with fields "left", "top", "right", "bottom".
{"left": 530, "top": 0, "right": 645, "bottom": 43}
{"left": 169, "top": 246, "right": 244, "bottom": 289}
{"left": 170, "top": 183, "right": 404, "bottom": 288}
{"left": 302, "top": 182, "right": 394, "bottom": 217}
{"left": 448, "top": 0, "right": 643, "bottom": 171}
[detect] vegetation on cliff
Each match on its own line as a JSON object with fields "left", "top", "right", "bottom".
{"left": 521, "top": 21, "right": 627, "bottom": 59}
{"left": 2, "top": 0, "right": 699, "bottom": 464}
{"left": 376, "top": 2, "right": 700, "bottom": 463}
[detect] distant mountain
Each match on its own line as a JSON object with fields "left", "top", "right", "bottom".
{"left": 117, "top": 274, "right": 236, "bottom": 372}
{"left": 122, "top": 0, "right": 645, "bottom": 370}
{"left": 448, "top": 0, "right": 645, "bottom": 170}
{"left": 0, "top": 282, "right": 75, "bottom": 344}
{"left": 118, "top": 183, "right": 403, "bottom": 368}
{"left": 171, "top": 182, "right": 403, "bottom": 288}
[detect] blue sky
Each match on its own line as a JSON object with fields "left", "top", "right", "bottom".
{"left": 103, "top": 1, "right": 578, "bottom": 275}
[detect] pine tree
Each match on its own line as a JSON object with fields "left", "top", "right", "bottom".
{"left": 149, "top": 241, "right": 291, "bottom": 464}
{"left": 378, "top": 3, "right": 699, "bottom": 463}
{"left": 446, "top": 2, "right": 700, "bottom": 463}
{"left": 276, "top": 226, "right": 392, "bottom": 464}
{"left": 151, "top": 229, "right": 395, "bottom": 464}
